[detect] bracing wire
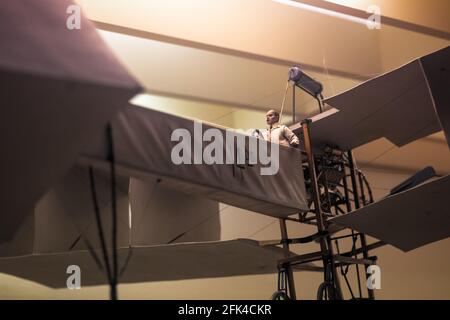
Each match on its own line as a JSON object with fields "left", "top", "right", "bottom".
{"left": 278, "top": 79, "right": 291, "bottom": 124}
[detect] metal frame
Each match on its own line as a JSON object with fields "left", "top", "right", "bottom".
{"left": 273, "top": 95, "right": 382, "bottom": 300}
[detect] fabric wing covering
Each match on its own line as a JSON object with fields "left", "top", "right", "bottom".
{"left": 0, "top": 165, "right": 309, "bottom": 285}
{"left": 0, "top": 239, "right": 324, "bottom": 288}
{"left": 302, "top": 46, "right": 449, "bottom": 153}
{"left": 420, "top": 46, "right": 450, "bottom": 149}
{"left": 128, "top": 178, "right": 221, "bottom": 246}
{"left": 0, "top": 239, "right": 308, "bottom": 287}
{"left": 81, "top": 105, "right": 310, "bottom": 217}
{"left": 330, "top": 175, "right": 450, "bottom": 252}
{"left": 0, "top": 0, "right": 141, "bottom": 242}
{"left": 0, "top": 102, "right": 310, "bottom": 282}
{"left": 0, "top": 165, "right": 222, "bottom": 257}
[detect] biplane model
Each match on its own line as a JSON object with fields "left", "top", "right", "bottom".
{"left": 0, "top": 0, "right": 449, "bottom": 300}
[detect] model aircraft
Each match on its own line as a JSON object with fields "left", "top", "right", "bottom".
{"left": 0, "top": 0, "right": 449, "bottom": 300}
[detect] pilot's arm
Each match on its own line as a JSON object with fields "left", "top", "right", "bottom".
{"left": 282, "top": 125, "right": 300, "bottom": 147}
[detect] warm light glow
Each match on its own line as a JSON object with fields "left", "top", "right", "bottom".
{"left": 273, "top": 0, "right": 369, "bottom": 25}
{"left": 324, "top": 0, "right": 374, "bottom": 10}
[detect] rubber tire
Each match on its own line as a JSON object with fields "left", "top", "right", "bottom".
{"left": 317, "top": 282, "right": 336, "bottom": 300}
{"left": 271, "top": 290, "right": 290, "bottom": 300}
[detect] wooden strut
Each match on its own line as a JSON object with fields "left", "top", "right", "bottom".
{"left": 277, "top": 241, "right": 385, "bottom": 267}
{"left": 279, "top": 218, "right": 297, "bottom": 300}
{"left": 301, "top": 118, "right": 343, "bottom": 300}
{"left": 347, "top": 150, "right": 375, "bottom": 300}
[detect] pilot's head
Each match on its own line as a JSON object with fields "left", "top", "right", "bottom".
{"left": 266, "top": 109, "right": 279, "bottom": 126}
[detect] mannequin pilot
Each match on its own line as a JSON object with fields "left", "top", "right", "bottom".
{"left": 263, "top": 109, "right": 299, "bottom": 147}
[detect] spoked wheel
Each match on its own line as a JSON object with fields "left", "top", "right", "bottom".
{"left": 271, "top": 290, "right": 291, "bottom": 300}
{"left": 317, "top": 282, "right": 336, "bottom": 300}
{"left": 319, "top": 187, "right": 345, "bottom": 215}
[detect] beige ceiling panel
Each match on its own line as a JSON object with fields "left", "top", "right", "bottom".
{"left": 77, "top": 0, "right": 381, "bottom": 76}
{"left": 357, "top": 169, "right": 413, "bottom": 190}
{"left": 379, "top": 25, "right": 450, "bottom": 71}
{"left": 99, "top": 30, "right": 361, "bottom": 115}
{"left": 353, "top": 137, "right": 394, "bottom": 163}
{"left": 218, "top": 207, "right": 277, "bottom": 241}
{"left": 131, "top": 94, "right": 237, "bottom": 124}
{"left": 369, "top": 138, "right": 450, "bottom": 174}
{"left": 326, "top": 0, "right": 450, "bottom": 34}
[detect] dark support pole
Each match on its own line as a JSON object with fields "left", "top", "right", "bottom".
{"left": 342, "top": 165, "right": 363, "bottom": 298}
{"left": 341, "top": 167, "right": 352, "bottom": 214}
{"left": 317, "top": 94, "right": 324, "bottom": 114}
{"left": 279, "top": 218, "right": 297, "bottom": 300}
{"left": 107, "top": 123, "right": 118, "bottom": 301}
{"left": 292, "top": 85, "right": 296, "bottom": 123}
{"left": 302, "top": 119, "right": 343, "bottom": 300}
{"left": 358, "top": 171, "right": 367, "bottom": 206}
{"left": 302, "top": 120, "right": 326, "bottom": 232}
{"left": 347, "top": 151, "right": 375, "bottom": 300}
{"left": 89, "top": 167, "right": 112, "bottom": 287}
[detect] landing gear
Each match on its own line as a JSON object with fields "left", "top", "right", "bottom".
{"left": 271, "top": 268, "right": 291, "bottom": 300}
{"left": 271, "top": 290, "right": 290, "bottom": 300}
{"left": 316, "top": 263, "right": 338, "bottom": 300}
{"left": 317, "top": 282, "right": 336, "bottom": 300}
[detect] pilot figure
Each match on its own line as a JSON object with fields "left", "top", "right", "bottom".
{"left": 263, "top": 109, "right": 300, "bottom": 147}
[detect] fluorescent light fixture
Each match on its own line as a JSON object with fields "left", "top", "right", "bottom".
{"left": 273, "top": 0, "right": 369, "bottom": 26}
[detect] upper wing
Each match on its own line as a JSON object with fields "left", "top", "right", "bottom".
{"left": 295, "top": 46, "right": 450, "bottom": 153}
{"left": 0, "top": 1, "right": 141, "bottom": 242}
{"left": 81, "top": 105, "right": 310, "bottom": 217}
